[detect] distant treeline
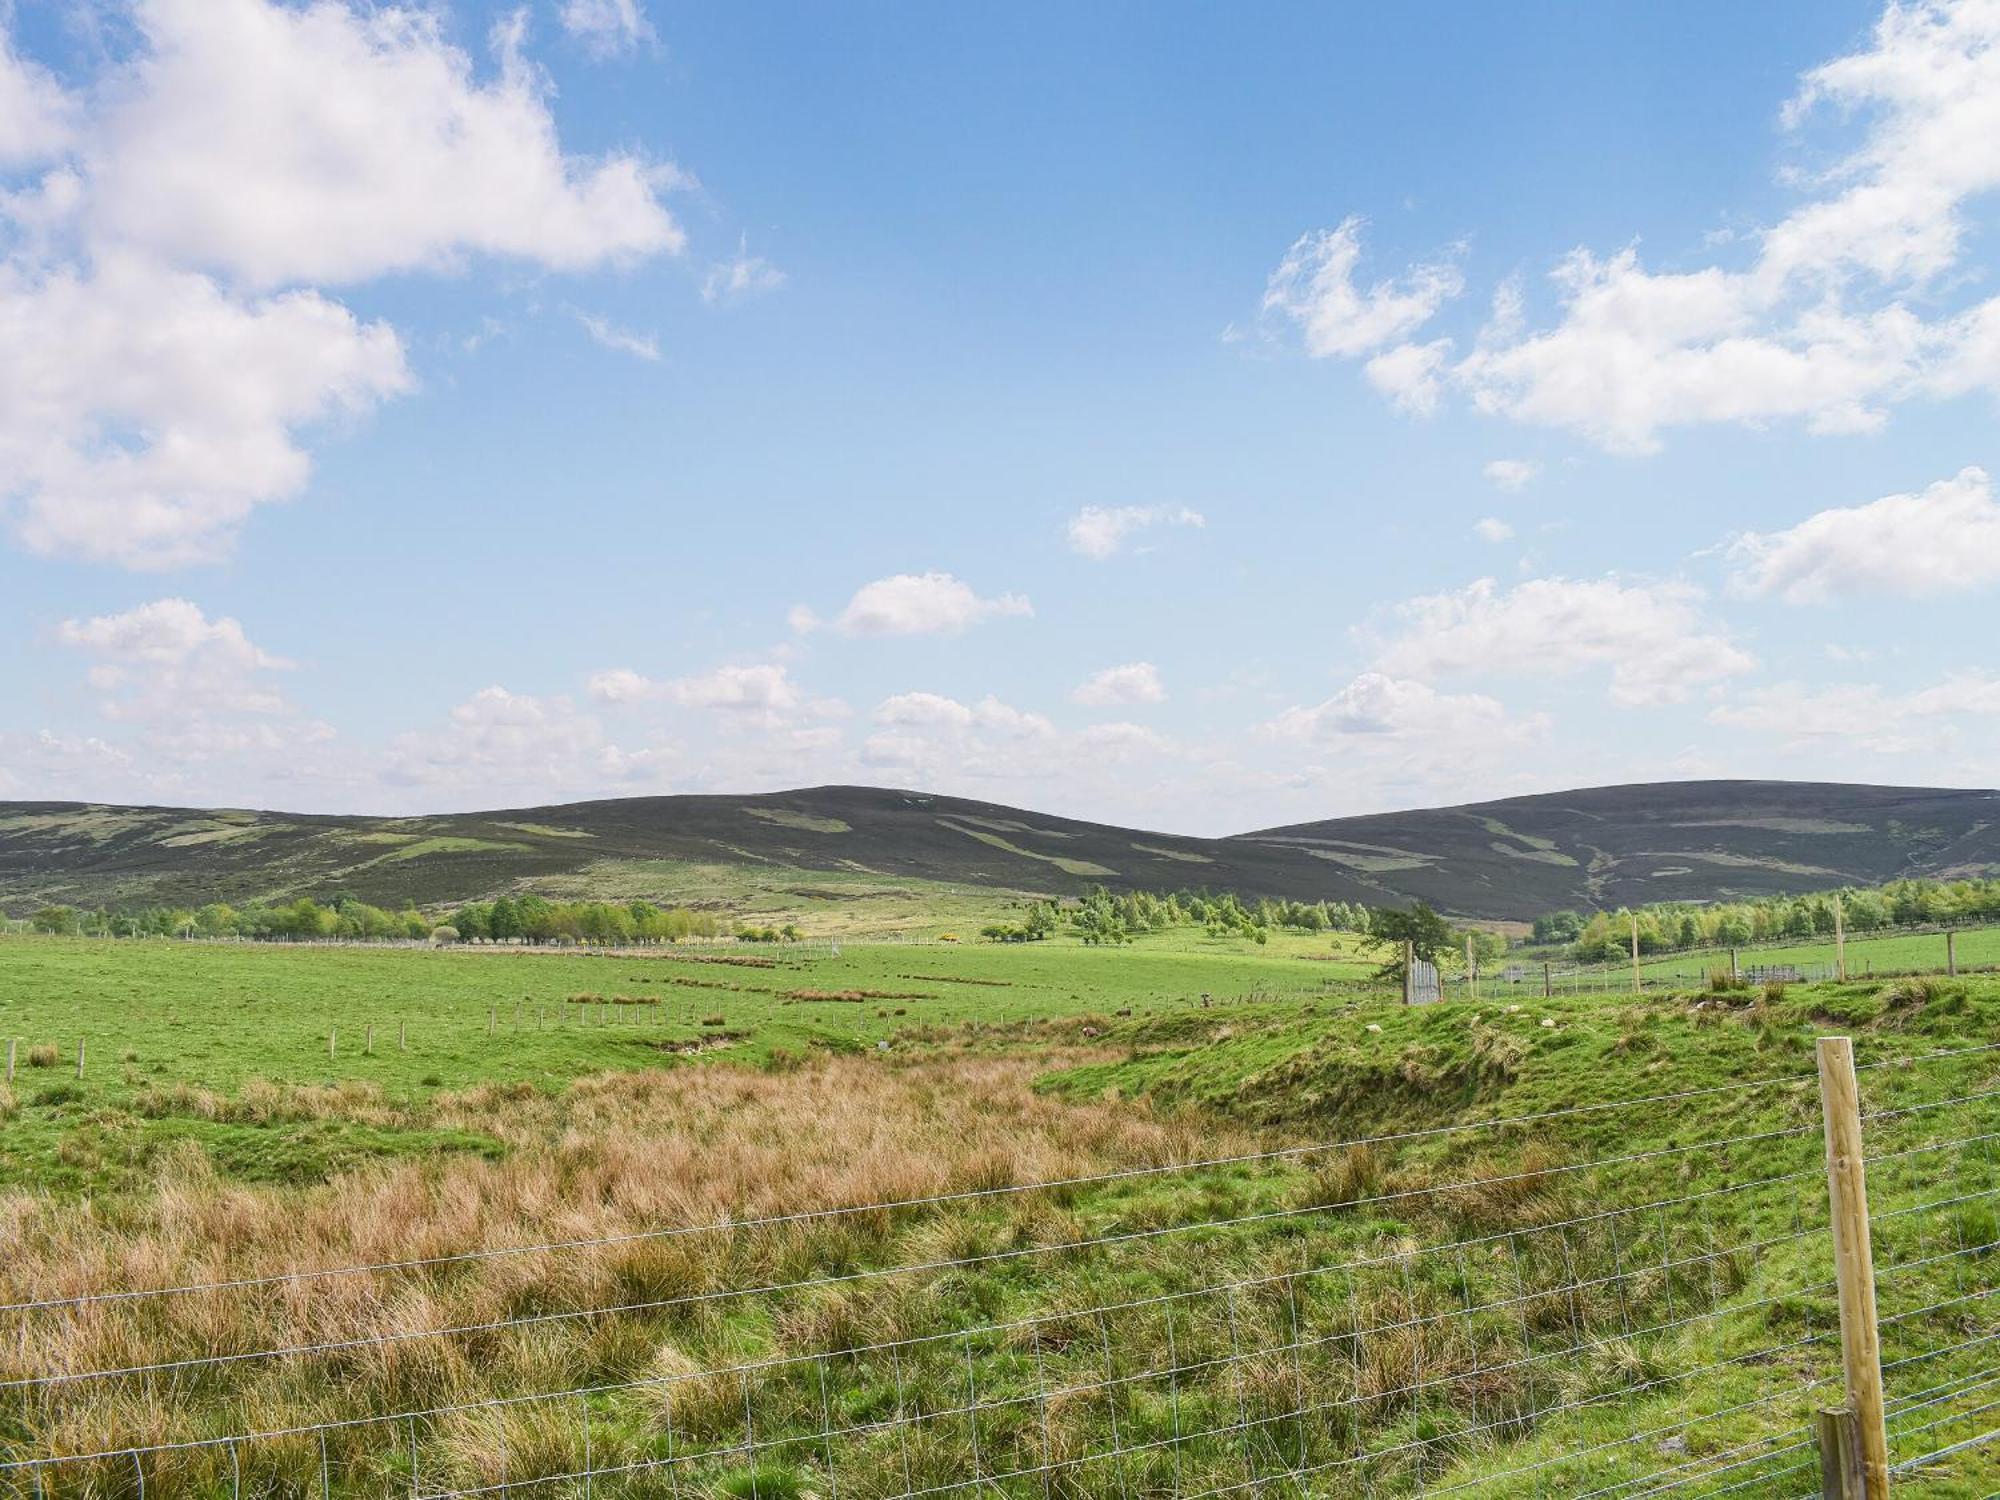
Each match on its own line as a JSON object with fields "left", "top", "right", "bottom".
{"left": 19, "top": 895, "right": 745, "bottom": 945}
{"left": 1537, "top": 876, "right": 2000, "bottom": 963}
{"left": 982, "top": 887, "right": 1383, "bottom": 946}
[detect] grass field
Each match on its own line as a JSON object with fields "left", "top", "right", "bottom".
{"left": 0, "top": 933, "right": 1995, "bottom": 1496}
{"left": 0, "top": 932, "right": 1373, "bottom": 1193}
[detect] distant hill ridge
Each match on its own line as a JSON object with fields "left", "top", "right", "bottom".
{"left": 0, "top": 780, "right": 1994, "bottom": 922}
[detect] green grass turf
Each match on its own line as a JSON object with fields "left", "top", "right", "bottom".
{"left": 3, "top": 936, "right": 1997, "bottom": 1494}
{"left": 0, "top": 932, "right": 1368, "bottom": 1192}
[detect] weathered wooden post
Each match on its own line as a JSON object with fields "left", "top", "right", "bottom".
{"left": 76, "top": 1037, "right": 85, "bottom": 1079}
{"left": 1542, "top": 961, "right": 1552, "bottom": 999}
{"left": 1465, "top": 935, "right": 1476, "bottom": 1003}
{"left": 365, "top": 1023, "right": 375, "bottom": 1056}
{"left": 1817, "top": 1036, "right": 1889, "bottom": 1497}
{"left": 1947, "top": 929, "right": 1958, "bottom": 977}
{"left": 1834, "top": 894, "right": 1847, "bottom": 982}
{"left": 1816, "top": 1406, "right": 1863, "bottom": 1499}
{"left": 1730, "top": 946, "right": 1740, "bottom": 983}
{"left": 1629, "top": 915, "right": 1642, "bottom": 994}
{"left": 1402, "top": 940, "right": 1415, "bottom": 1006}
{"left": 328, "top": 1027, "right": 336, "bottom": 1061}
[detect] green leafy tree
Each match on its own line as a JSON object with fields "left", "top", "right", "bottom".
{"left": 1363, "top": 902, "right": 1456, "bottom": 979}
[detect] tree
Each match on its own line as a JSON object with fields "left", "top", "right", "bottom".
{"left": 29, "top": 906, "right": 79, "bottom": 935}
{"left": 1363, "top": 902, "right": 1456, "bottom": 979}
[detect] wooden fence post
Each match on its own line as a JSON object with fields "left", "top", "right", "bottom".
{"left": 1834, "top": 895, "right": 1847, "bottom": 982}
{"left": 365, "top": 1023, "right": 375, "bottom": 1056}
{"left": 1817, "top": 1036, "right": 1889, "bottom": 1497}
{"left": 1402, "top": 941, "right": 1414, "bottom": 1006}
{"left": 1947, "top": 930, "right": 1957, "bottom": 977}
{"left": 1630, "top": 915, "right": 1642, "bottom": 994}
{"left": 1465, "top": 935, "right": 1477, "bottom": 1003}
{"left": 1816, "top": 1407, "right": 1863, "bottom": 1499}
{"left": 1730, "top": 946, "right": 1740, "bottom": 982}
{"left": 1543, "top": 961, "right": 1551, "bottom": 999}
{"left": 328, "top": 1027, "right": 336, "bottom": 1061}
{"left": 399, "top": 1019, "right": 407, "bottom": 1051}
{"left": 76, "top": 1037, "right": 85, "bottom": 1079}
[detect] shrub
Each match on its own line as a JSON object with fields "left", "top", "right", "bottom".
{"left": 26, "top": 1043, "right": 57, "bottom": 1069}
{"left": 1762, "top": 980, "right": 1788, "bottom": 1004}
{"left": 700, "top": 1014, "right": 726, "bottom": 1028}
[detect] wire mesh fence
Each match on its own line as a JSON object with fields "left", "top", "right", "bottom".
{"left": 0, "top": 1044, "right": 1992, "bottom": 1497}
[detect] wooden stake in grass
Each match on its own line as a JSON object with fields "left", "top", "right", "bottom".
{"left": 1834, "top": 893, "right": 1847, "bottom": 982}
{"left": 365, "top": 1023, "right": 375, "bottom": 1056}
{"left": 1816, "top": 1406, "right": 1864, "bottom": 1499}
{"left": 487, "top": 1007, "right": 496, "bottom": 1037}
{"left": 328, "top": 1027, "right": 336, "bottom": 1061}
{"left": 1947, "top": 929, "right": 1958, "bottom": 977}
{"left": 76, "top": 1037, "right": 85, "bottom": 1079}
{"left": 1542, "top": 960, "right": 1552, "bottom": 999}
{"left": 1465, "top": 934, "right": 1477, "bottom": 1003}
{"left": 1401, "top": 940, "right": 1414, "bottom": 1006}
{"left": 1816, "top": 1035, "right": 1890, "bottom": 1497}
{"left": 1630, "top": 914, "right": 1642, "bottom": 995}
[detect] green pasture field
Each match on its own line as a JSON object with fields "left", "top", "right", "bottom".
{"left": 2, "top": 933, "right": 1997, "bottom": 1494}
{"left": 0, "top": 932, "right": 1371, "bottom": 1192}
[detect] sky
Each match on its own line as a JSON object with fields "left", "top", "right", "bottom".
{"left": 3, "top": 0, "right": 2000, "bottom": 836}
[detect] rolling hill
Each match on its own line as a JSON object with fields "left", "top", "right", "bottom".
{"left": 0, "top": 780, "right": 1995, "bottom": 922}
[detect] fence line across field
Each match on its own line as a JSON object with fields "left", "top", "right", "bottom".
{"left": 0, "top": 1066, "right": 1841, "bottom": 1321}
{"left": 11, "top": 1036, "right": 1986, "bottom": 1326}
{"left": 0, "top": 1038, "right": 1993, "bottom": 1498}
{"left": 0, "top": 1142, "right": 1832, "bottom": 1395}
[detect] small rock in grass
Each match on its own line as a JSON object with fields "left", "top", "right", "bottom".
{"left": 1365, "top": 1023, "right": 1382, "bottom": 1034}
{"left": 1540, "top": 1018, "right": 1556, "bottom": 1029}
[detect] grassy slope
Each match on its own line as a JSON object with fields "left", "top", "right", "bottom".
{"left": 0, "top": 938, "right": 1995, "bottom": 1494}
{"left": 6, "top": 779, "right": 1998, "bottom": 922}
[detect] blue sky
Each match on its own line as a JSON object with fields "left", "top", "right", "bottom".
{"left": 3, "top": 0, "right": 1999, "bottom": 833}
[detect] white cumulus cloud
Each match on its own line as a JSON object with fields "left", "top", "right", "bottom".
{"left": 0, "top": 0, "right": 690, "bottom": 569}
{"left": 84, "top": 0, "right": 683, "bottom": 287}
{"left": 1262, "top": 672, "right": 1545, "bottom": 745}
{"left": 1373, "top": 575, "right": 1755, "bottom": 706}
{"left": 1727, "top": 466, "right": 2000, "bottom": 602}
{"left": 1070, "top": 662, "right": 1166, "bottom": 707}
{"left": 1261, "top": 218, "right": 1463, "bottom": 358}
{"left": 832, "top": 572, "right": 1033, "bottom": 636}
{"left": 1269, "top": 1, "right": 2000, "bottom": 451}
{"left": 1472, "top": 517, "right": 1514, "bottom": 543}
{"left": 1482, "top": 459, "right": 1537, "bottom": 492}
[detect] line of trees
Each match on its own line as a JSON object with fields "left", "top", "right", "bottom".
{"left": 1535, "top": 876, "right": 2000, "bottom": 963}
{"left": 28, "top": 898, "right": 431, "bottom": 941}
{"left": 447, "top": 897, "right": 726, "bottom": 945}
{"left": 21, "top": 894, "right": 735, "bottom": 946}
{"left": 980, "top": 886, "right": 1395, "bottom": 948}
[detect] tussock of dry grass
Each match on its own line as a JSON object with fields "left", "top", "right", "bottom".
{"left": 0, "top": 1053, "right": 1249, "bottom": 1469}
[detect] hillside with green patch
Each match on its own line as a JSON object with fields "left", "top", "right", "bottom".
{"left": 2, "top": 778, "right": 1995, "bottom": 922}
